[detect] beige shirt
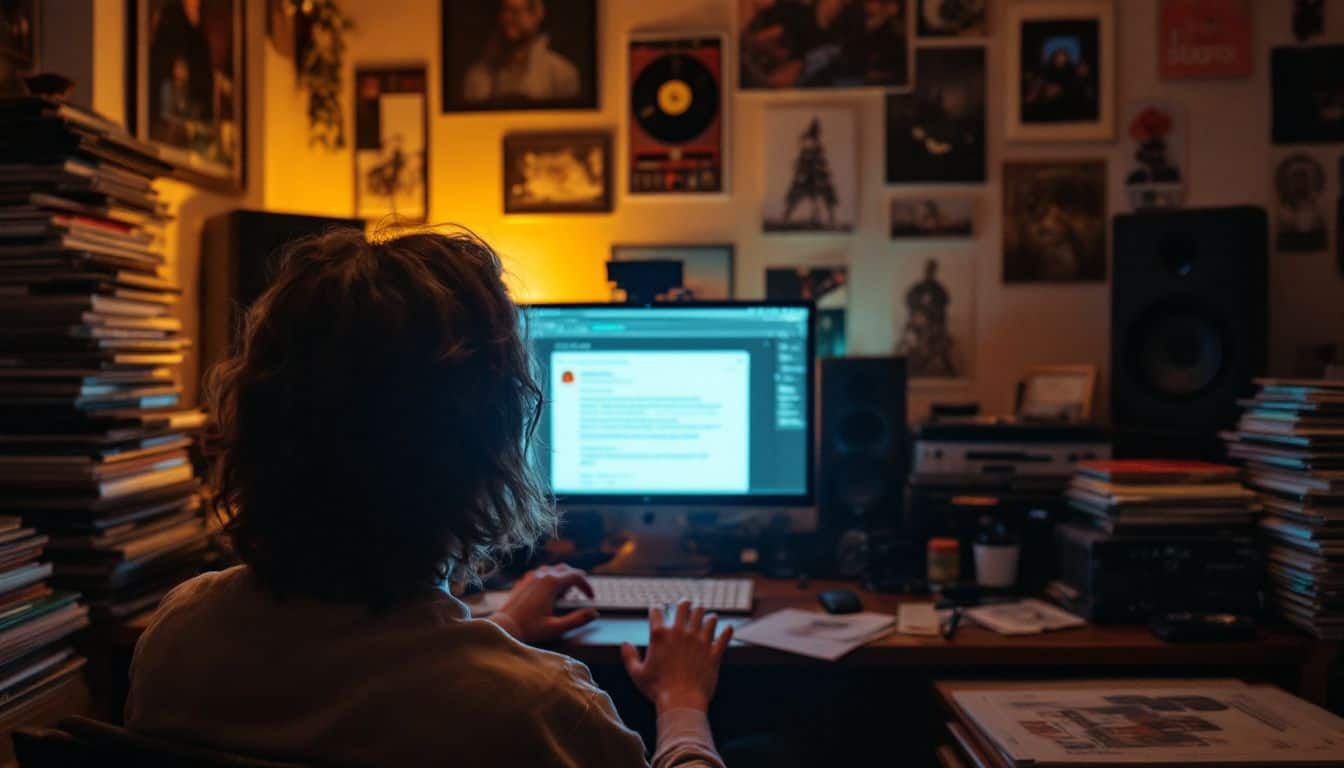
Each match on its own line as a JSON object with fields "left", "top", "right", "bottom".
{"left": 126, "top": 566, "right": 723, "bottom": 768}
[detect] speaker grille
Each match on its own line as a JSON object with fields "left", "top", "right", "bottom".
{"left": 1127, "top": 299, "right": 1227, "bottom": 398}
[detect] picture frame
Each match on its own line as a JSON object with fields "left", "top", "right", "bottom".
{"left": 440, "top": 0, "right": 598, "bottom": 113}
{"left": 127, "top": 0, "right": 247, "bottom": 191}
{"left": 1002, "top": 159, "right": 1108, "bottom": 283}
{"left": 0, "top": 1, "right": 38, "bottom": 72}
{"left": 890, "top": 198, "right": 974, "bottom": 239}
{"left": 353, "top": 65, "right": 429, "bottom": 224}
{"left": 762, "top": 105, "right": 858, "bottom": 234}
{"left": 1004, "top": 0, "right": 1114, "bottom": 143}
{"left": 1158, "top": 0, "right": 1252, "bottom": 80}
{"left": 1272, "top": 46, "right": 1344, "bottom": 145}
{"left": 895, "top": 252, "right": 975, "bottom": 384}
{"left": 502, "top": 131, "right": 613, "bottom": 214}
{"left": 916, "top": 0, "right": 988, "bottom": 39}
{"left": 1016, "top": 364, "right": 1098, "bottom": 422}
{"left": 610, "top": 244, "right": 735, "bottom": 301}
{"left": 885, "top": 46, "right": 986, "bottom": 183}
{"left": 738, "top": 0, "right": 912, "bottom": 91}
{"left": 765, "top": 264, "right": 848, "bottom": 357}
{"left": 627, "top": 34, "right": 727, "bottom": 196}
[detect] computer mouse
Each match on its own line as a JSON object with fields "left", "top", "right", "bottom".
{"left": 818, "top": 589, "right": 862, "bottom": 615}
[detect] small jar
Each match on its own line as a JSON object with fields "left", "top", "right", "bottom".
{"left": 927, "top": 537, "right": 961, "bottom": 585}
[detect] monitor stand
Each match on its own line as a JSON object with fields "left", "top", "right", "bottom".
{"left": 591, "top": 512, "right": 711, "bottom": 577}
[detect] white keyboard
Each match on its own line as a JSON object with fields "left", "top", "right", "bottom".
{"left": 556, "top": 576, "right": 754, "bottom": 614}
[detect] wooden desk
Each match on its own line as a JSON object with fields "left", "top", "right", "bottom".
{"left": 466, "top": 577, "right": 1332, "bottom": 702}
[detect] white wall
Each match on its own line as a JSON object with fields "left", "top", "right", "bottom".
{"left": 247, "top": 0, "right": 1342, "bottom": 417}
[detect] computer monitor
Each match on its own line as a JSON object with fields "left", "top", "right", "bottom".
{"left": 522, "top": 302, "right": 816, "bottom": 573}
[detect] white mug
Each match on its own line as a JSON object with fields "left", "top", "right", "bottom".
{"left": 974, "top": 543, "right": 1020, "bottom": 589}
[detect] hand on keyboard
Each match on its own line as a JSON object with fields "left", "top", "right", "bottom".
{"left": 621, "top": 599, "right": 733, "bottom": 715}
{"left": 491, "top": 564, "right": 599, "bottom": 644}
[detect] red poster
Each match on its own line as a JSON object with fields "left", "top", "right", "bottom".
{"left": 1159, "top": 0, "right": 1252, "bottom": 79}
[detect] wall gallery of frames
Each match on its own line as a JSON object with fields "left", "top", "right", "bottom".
{"left": 120, "top": 0, "right": 1344, "bottom": 415}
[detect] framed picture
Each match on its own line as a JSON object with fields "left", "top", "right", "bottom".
{"left": 354, "top": 65, "right": 428, "bottom": 223}
{"left": 765, "top": 265, "right": 848, "bottom": 357}
{"left": 1002, "top": 160, "right": 1107, "bottom": 283}
{"left": 1275, "top": 154, "right": 1328, "bottom": 253}
{"left": 1124, "top": 101, "right": 1186, "bottom": 210}
{"left": 1158, "top": 0, "right": 1251, "bottom": 80}
{"left": 1016, "top": 365, "right": 1098, "bottom": 422}
{"left": 1272, "top": 46, "right": 1344, "bottom": 145}
{"left": 440, "top": 0, "right": 597, "bottom": 113}
{"left": 610, "top": 244, "right": 734, "bottom": 301}
{"left": 128, "top": 0, "right": 245, "bottom": 191}
{"left": 1005, "top": 0, "right": 1114, "bottom": 143}
{"left": 502, "top": 131, "right": 612, "bottom": 214}
{"left": 917, "top": 0, "right": 987, "bottom": 39}
{"left": 762, "top": 106, "right": 857, "bottom": 233}
{"left": 895, "top": 253, "right": 974, "bottom": 383}
{"left": 890, "top": 198, "right": 974, "bottom": 239}
{"left": 0, "top": 1, "right": 38, "bottom": 71}
{"left": 738, "top": 0, "right": 911, "bottom": 90}
{"left": 628, "top": 35, "right": 726, "bottom": 195}
{"left": 886, "top": 46, "right": 985, "bottom": 183}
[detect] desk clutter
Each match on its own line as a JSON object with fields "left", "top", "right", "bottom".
{"left": 0, "top": 98, "right": 214, "bottom": 627}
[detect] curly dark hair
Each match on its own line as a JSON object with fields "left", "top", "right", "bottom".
{"left": 203, "top": 228, "right": 554, "bottom": 608}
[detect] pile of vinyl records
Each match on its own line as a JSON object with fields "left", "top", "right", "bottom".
{"left": 0, "top": 97, "right": 214, "bottom": 626}
{"left": 1050, "top": 459, "right": 1262, "bottom": 622}
{"left": 1223, "top": 378, "right": 1344, "bottom": 639}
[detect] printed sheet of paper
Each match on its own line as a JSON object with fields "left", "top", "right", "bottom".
{"left": 736, "top": 609, "right": 896, "bottom": 661}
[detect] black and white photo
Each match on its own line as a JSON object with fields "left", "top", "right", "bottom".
{"left": 354, "top": 66, "right": 428, "bottom": 223}
{"left": 763, "top": 106, "right": 856, "bottom": 233}
{"left": 886, "top": 47, "right": 985, "bottom": 183}
{"left": 1275, "top": 154, "right": 1328, "bottom": 253}
{"left": 503, "top": 131, "right": 611, "bottom": 214}
{"left": 441, "top": 0, "right": 597, "bottom": 112}
{"left": 895, "top": 253, "right": 974, "bottom": 381}
{"left": 890, "top": 198, "right": 973, "bottom": 238}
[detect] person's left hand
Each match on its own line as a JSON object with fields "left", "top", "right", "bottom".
{"left": 490, "top": 564, "right": 598, "bottom": 644}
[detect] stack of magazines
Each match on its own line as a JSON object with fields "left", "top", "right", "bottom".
{"left": 1222, "top": 378, "right": 1344, "bottom": 639}
{"left": 0, "top": 97, "right": 213, "bottom": 624}
{"left": 1065, "top": 460, "right": 1258, "bottom": 534}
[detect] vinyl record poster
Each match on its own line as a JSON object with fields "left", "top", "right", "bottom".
{"left": 628, "top": 36, "right": 725, "bottom": 195}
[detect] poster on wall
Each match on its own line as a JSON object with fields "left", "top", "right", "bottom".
{"left": 766, "top": 265, "right": 848, "bottom": 357}
{"left": 1158, "top": 0, "right": 1252, "bottom": 80}
{"left": 0, "top": 1, "right": 37, "bottom": 70}
{"left": 1005, "top": 0, "right": 1114, "bottom": 143}
{"left": 763, "top": 106, "right": 857, "bottom": 233}
{"left": 354, "top": 66, "right": 428, "bottom": 223}
{"left": 895, "top": 252, "right": 974, "bottom": 383}
{"left": 890, "top": 199, "right": 974, "bottom": 238}
{"left": 917, "top": 0, "right": 987, "bottom": 39}
{"left": 502, "top": 131, "right": 612, "bottom": 214}
{"left": 1124, "top": 102, "right": 1186, "bottom": 210}
{"left": 610, "top": 244, "right": 735, "bottom": 300}
{"left": 628, "top": 36, "right": 725, "bottom": 195}
{"left": 130, "top": 0, "right": 245, "bottom": 190}
{"left": 1272, "top": 46, "right": 1344, "bottom": 145}
{"left": 885, "top": 46, "right": 985, "bottom": 183}
{"left": 1002, "top": 160, "right": 1108, "bottom": 283}
{"left": 439, "top": 0, "right": 598, "bottom": 113}
{"left": 1275, "top": 154, "right": 1328, "bottom": 253}
{"left": 738, "top": 0, "right": 911, "bottom": 90}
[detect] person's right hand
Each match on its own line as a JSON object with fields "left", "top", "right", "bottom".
{"left": 620, "top": 599, "right": 733, "bottom": 715}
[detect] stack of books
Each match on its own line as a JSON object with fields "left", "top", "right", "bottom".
{"left": 0, "top": 97, "right": 213, "bottom": 624}
{"left": 1222, "top": 378, "right": 1344, "bottom": 639}
{"left": 1050, "top": 460, "right": 1262, "bottom": 622}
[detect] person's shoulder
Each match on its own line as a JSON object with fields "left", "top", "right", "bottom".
{"left": 153, "top": 565, "right": 251, "bottom": 618}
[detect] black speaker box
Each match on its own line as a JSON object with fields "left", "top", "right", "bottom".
{"left": 200, "top": 210, "right": 364, "bottom": 375}
{"left": 813, "top": 356, "right": 907, "bottom": 576}
{"left": 1111, "top": 206, "right": 1268, "bottom": 460}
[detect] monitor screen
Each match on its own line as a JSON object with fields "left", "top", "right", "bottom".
{"left": 523, "top": 303, "right": 814, "bottom": 504}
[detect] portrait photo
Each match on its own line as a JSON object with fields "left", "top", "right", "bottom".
{"left": 1003, "top": 160, "right": 1107, "bottom": 283}
{"left": 132, "top": 0, "right": 245, "bottom": 189}
{"left": 0, "top": 0, "right": 37, "bottom": 69}
{"left": 738, "top": 0, "right": 911, "bottom": 90}
{"left": 1275, "top": 154, "right": 1327, "bottom": 253}
{"left": 763, "top": 106, "right": 857, "bottom": 233}
{"left": 354, "top": 66, "right": 428, "bottom": 223}
{"left": 1005, "top": 1, "right": 1114, "bottom": 142}
{"left": 917, "top": 0, "right": 986, "bottom": 38}
{"left": 502, "top": 131, "right": 611, "bottom": 214}
{"left": 895, "top": 252, "right": 974, "bottom": 381}
{"left": 890, "top": 198, "right": 973, "bottom": 238}
{"left": 766, "top": 265, "right": 848, "bottom": 357}
{"left": 441, "top": 0, "right": 597, "bottom": 112}
{"left": 1272, "top": 45, "right": 1344, "bottom": 144}
{"left": 610, "top": 244, "right": 734, "bottom": 301}
{"left": 885, "top": 46, "right": 985, "bottom": 183}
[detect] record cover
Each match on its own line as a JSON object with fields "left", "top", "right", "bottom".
{"left": 628, "top": 36, "right": 725, "bottom": 195}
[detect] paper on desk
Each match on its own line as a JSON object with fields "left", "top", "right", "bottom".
{"left": 965, "top": 598, "right": 1086, "bottom": 636}
{"left": 897, "top": 603, "right": 954, "bottom": 637}
{"left": 735, "top": 608, "right": 897, "bottom": 661}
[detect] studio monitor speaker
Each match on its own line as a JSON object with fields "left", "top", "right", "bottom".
{"left": 815, "top": 356, "right": 907, "bottom": 576}
{"left": 200, "top": 209, "right": 364, "bottom": 376}
{"left": 1111, "top": 206, "right": 1268, "bottom": 460}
